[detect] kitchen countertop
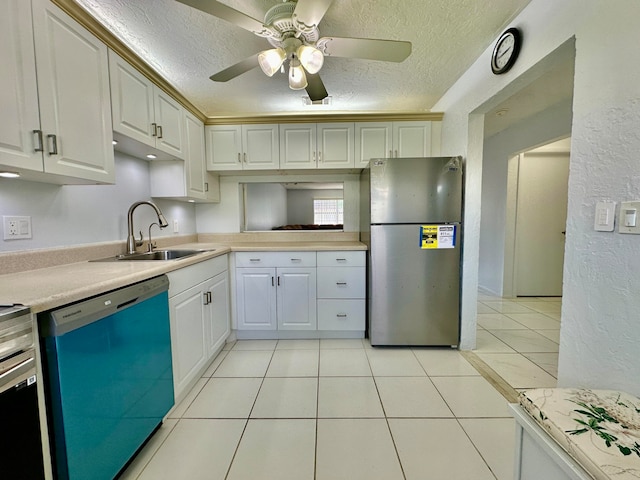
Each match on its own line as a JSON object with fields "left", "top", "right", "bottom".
{"left": 0, "top": 240, "right": 366, "bottom": 313}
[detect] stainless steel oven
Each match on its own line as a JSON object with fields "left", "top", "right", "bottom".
{"left": 0, "top": 305, "right": 45, "bottom": 480}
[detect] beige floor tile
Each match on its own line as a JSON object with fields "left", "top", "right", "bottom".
{"left": 266, "top": 349, "right": 319, "bottom": 377}
{"left": 412, "top": 348, "right": 480, "bottom": 376}
{"left": 183, "top": 377, "right": 262, "bottom": 418}
{"left": 459, "top": 418, "right": 516, "bottom": 480}
{"left": 316, "top": 419, "right": 404, "bottom": 480}
{"left": 168, "top": 378, "right": 207, "bottom": 418}
{"left": 505, "top": 312, "right": 560, "bottom": 330}
{"left": 544, "top": 311, "right": 562, "bottom": 321}
{"left": 476, "top": 353, "right": 558, "bottom": 389}
{"left": 251, "top": 377, "right": 317, "bottom": 418}
{"left": 212, "top": 350, "right": 273, "bottom": 377}
{"left": 119, "top": 419, "right": 178, "bottom": 479}
{"left": 318, "top": 377, "right": 384, "bottom": 418}
{"left": 275, "top": 339, "right": 319, "bottom": 350}
{"left": 319, "top": 349, "right": 372, "bottom": 376}
{"left": 361, "top": 338, "right": 374, "bottom": 349}
{"left": 490, "top": 329, "right": 559, "bottom": 353}
{"left": 227, "top": 419, "right": 316, "bottom": 480}
{"left": 518, "top": 301, "right": 562, "bottom": 313}
{"left": 320, "top": 338, "right": 365, "bottom": 349}
{"left": 482, "top": 301, "right": 535, "bottom": 314}
{"left": 376, "top": 376, "right": 453, "bottom": 417}
{"left": 431, "top": 376, "right": 511, "bottom": 417}
{"left": 523, "top": 352, "right": 559, "bottom": 378}
{"left": 365, "top": 348, "right": 426, "bottom": 376}
{"left": 477, "top": 303, "right": 498, "bottom": 314}
{"left": 201, "top": 350, "right": 228, "bottom": 377}
{"left": 389, "top": 418, "right": 496, "bottom": 480}
{"left": 474, "top": 330, "right": 516, "bottom": 353}
{"left": 536, "top": 329, "right": 561, "bottom": 343}
{"left": 477, "top": 293, "right": 499, "bottom": 301}
{"left": 477, "top": 313, "right": 530, "bottom": 330}
{"left": 223, "top": 340, "right": 235, "bottom": 350}
{"left": 137, "top": 419, "right": 245, "bottom": 480}
{"left": 232, "top": 339, "right": 278, "bottom": 351}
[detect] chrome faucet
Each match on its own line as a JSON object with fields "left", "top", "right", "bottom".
{"left": 126, "top": 201, "right": 169, "bottom": 254}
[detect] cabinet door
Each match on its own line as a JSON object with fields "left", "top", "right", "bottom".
{"left": 32, "top": 0, "right": 115, "bottom": 184}
{"left": 154, "top": 88, "right": 185, "bottom": 159}
{"left": 108, "top": 50, "right": 155, "bottom": 147}
{"left": 279, "top": 123, "right": 316, "bottom": 169}
{"left": 243, "top": 124, "right": 279, "bottom": 170}
{"left": 185, "top": 111, "right": 207, "bottom": 199}
{"left": 206, "top": 125, "right": 242, "bottom": 170}
{"left": 0, "top": 0, "right": 42, "bottom": 172}
{"left": 317, "top": 123, "right": 354, "bottom": 168}
{"left": 392, "top": 121, "right": 432, "bottom": 158}
{"left": 276, "top": 267, "right": 317, "bottom": 330}
{"left": 169, "top": 284, "right": 208, "bottom": 399}
{"left": 355, "top": 122, "right": 392, "bottom": 167}
{"left": 236, "top": 268, "right": 277, "bottom": 330}
{"left": 206, "top": 271, "right": 230, "bottom": 356}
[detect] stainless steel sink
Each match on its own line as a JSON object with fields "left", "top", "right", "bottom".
{"left": 92, "top": 249, "right": 214, "bottom": 262}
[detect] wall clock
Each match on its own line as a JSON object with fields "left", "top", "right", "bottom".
{"left": 491, "top": 27, "right": 521, "bottom": 75}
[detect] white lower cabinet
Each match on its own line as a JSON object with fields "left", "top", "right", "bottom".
{"left": 167, "top": 256, "right": 230, "bottom": 402}
{"left": 234, "top": 250, "right": 364, "bottom": 338}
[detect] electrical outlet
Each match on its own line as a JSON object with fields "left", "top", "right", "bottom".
{"left": 3, "top": 216, "right": 32, "bottom": 240}
{"left": 173, "top": 220, "right": 179, "bottom": 233}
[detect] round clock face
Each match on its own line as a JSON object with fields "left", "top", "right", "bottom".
{"left": 491, "top": 28, "right": 521, "bottom": 74}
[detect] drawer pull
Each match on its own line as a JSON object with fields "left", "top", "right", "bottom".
{"left": 336, "top": 313, "right": 348, "bottom": 318}
{"left": 336, "top": 282, "right": 348, "bottom": 286}
{"left": 336, "top": 258, "right": 347, "bottom": 262}
{"left": 249, "top": 258, "right": 261, "bottom": 262}
{"left": 290, "top": 258, "right": 302, "bottom": 262}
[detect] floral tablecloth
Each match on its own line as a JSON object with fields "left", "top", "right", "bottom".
{"left": 520, "top": 388, "right": 640, "bottom": 480}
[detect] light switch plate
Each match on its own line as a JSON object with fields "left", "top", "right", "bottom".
{"left": 594, "top": 201, "right": 616, "bottom": 231}
{"left": 618, "top": 201, "right": 640, "bottom": 234}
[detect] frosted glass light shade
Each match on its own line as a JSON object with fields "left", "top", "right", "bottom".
{"left": 297, "top": 45, "right": 324, "bottom": 74}
{"left": 288, "top": 59, "right": 308, "bottom": 90}
{"left": 258, "top": 48, "right": 286, "bottom": 77}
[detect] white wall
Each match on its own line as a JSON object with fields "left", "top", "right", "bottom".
{"left": 0, "top": 152, "right": 196, "bottom": 252}
{"left": 480, "top": 99, "right": 573, "bottom": 295}
{"left": 197, "top": 174, "right": 360, "bottom": 233}
{"left": 287, "top": 189, "right": 344, "bottom": 225}
{"left": 435, "top": 0, "right": 640, "bottom": 395}
{"left": 244, "top": 183, "right": 287, "bottom": 231}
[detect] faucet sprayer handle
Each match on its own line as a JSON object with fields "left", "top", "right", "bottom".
{"left": 136, "top": 230, "right": 144, "bottom": 247}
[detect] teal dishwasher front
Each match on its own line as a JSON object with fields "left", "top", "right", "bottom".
{"left": 40, "top": 275, "right": 174, "bottom": 480}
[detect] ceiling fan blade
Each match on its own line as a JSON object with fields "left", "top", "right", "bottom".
{"left": 210, "top": 54, "right": 259, "bottom": 82}
{"left": 306, "top": 74, "right": 328, "bottom": 102}
{"left": 176, "top": 0, "right": 266, "bottom": 35}
{"left": 292, "top": 0, "right": 334, "bottom": 31}
{"left": 317, "top": 37, "right": 412, "bottom": 62}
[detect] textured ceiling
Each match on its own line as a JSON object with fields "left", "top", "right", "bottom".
{"left": 74, "top": 0, "right": 533, "bottom": 118}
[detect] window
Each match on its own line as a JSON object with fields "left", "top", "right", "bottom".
{"left": 313, "top": 199, "right": 344, "bottom": 225}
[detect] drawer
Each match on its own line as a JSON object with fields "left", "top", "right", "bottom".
{"left": 235, "top": 251, "right": 316, "bottom": 268}
{"left": 318, "top": 299, "right": 365, "bottom": 331}
{"left": 317, "top": 250, "right": 365, "bottom": 267}
{"left": 317, "top": 267, "right": 365, "bottom": 298}
{"left": 167, "top": 255, "right": 228, "bottom": 297}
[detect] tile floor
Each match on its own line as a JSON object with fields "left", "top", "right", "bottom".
{"left": 474, "top": 293, "right": 561, "bottom": 390}
{"left": 121, "top": 339, "right": 516, "bottom": 480}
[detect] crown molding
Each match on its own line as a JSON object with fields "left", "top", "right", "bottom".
{"left": 204, "top": 112, "right": 444, "bottom": 125}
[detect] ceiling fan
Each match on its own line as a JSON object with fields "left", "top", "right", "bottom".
{"left": 176, "top": 0, "right": 412, "bottom": 101}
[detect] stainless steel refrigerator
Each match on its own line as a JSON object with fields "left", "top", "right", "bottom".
{"left": 360, "top": 157, "right": 463, "bottom": 346}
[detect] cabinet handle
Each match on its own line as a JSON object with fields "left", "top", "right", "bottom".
{"left": 249, "top": 258, "right": 261, "bottom": 262}
{"left": 205, "top": 182, "right": 209, "bottom": 192}
{"left": 237, "top": 153, "right": 241, "bottom": 163}
{"left": 243, "top": 153, "right": 247, "bottom": 163}
{"left": 157, "top": 125, "right": 163, "bottom": 139}
{"left": 336, "top": 282, "right": 347, "bottom": 286}
{"left": 203, "top": 291, "right": 212, "bottom": 305}
{"left": 336, "top": 313, "right": 347, "bottom": 318}
{"left": 318, "top": 151, "right": 322, "bottom": 161}
{"left": 290, "top": 258, "right": 301, "bottom": 262}
{"left": 389, "top": 150, "right": 392, "bottom": 158}
{"left": 271, "top": 276, "right": 275, "bottom": 286}
{"left": 47, "top": 134, "right": 58, "bottom": 155}
{"left": 277, "top": 276, "right": 281, "bottom": 286}
{"left": 312, "top": 151, "right": 316, "bottom": 161}
{"left": 394, "top": 149, "right": 398, "bottom": 158}
{"left": 336, "top": 258, "right": 347, "bottom": 262}
{"left": 33, "top": 130, "right": 44, "bottom": 152}
{"left": 152, "top": 123, "right": 158, "bottom": 137}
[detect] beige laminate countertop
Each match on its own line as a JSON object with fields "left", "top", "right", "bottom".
{"left": 0, "top": 241, "right": 366, "bottom": 313}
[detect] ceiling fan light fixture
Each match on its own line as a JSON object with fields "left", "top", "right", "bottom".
{"left": 288, "top": 58, "right": 308, "bottom": 90}
{"left": 258, "top": 47, "right": 286, "bottom": 77}
{"left": 297, "top": 44, "right": 324, "bottom": 74}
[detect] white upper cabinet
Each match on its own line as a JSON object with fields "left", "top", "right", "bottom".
{"left": 206, "top": 124, "right": 279, "bottom": 171}
{"left": 280, "top": 123, "right": 354, "bottom": 169}
{"left": 0, "top": 0, "right": 114, "bottom": 184}
{"left": 355, "top": 121, "right": 441, "bottom": 167}
{"left": 109, "top": 50, "right": 185, "bottom": 160}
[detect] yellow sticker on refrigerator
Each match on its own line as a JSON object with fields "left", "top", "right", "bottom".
{"left": 420, "top": 225, "right": 456, "bottom": 249}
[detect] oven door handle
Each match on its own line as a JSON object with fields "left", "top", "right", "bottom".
{"left": 0, "top": 354, "right": 36, "bottom": 395}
